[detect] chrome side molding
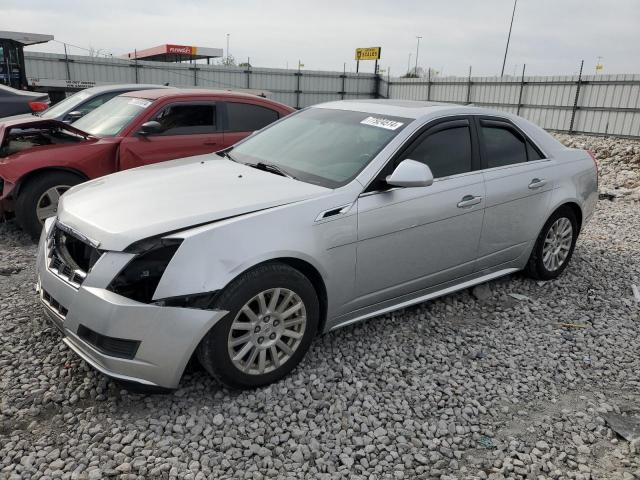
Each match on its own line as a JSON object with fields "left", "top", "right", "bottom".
{"left": 330, "top": 268, "right": 519, "bottom": 331}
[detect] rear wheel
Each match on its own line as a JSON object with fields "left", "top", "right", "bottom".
{"left": 525, "top": 206, "right": 578, "bottom": 280}
{"left": 15, "top": 171, "right": 83, "bottom": 240}
{"left": 197, "top": 262, "right": 319, "bottom": 389}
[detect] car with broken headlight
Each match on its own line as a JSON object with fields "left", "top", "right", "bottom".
{"left": 36, "top": 100, "right": 598, "bottom": 389}
{"left": 0, "top": 89, "right": 294, "bottom": 238}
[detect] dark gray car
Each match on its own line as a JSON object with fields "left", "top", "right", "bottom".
{"left": 35, "top": 84, "right": 173, "bottom": 123}
{"left": 0, "top": 84, "right": 50, "bottom": 118}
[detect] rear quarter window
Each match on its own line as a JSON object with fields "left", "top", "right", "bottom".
{"left": 226, "top": 102, "right": 280, "bottom": 132}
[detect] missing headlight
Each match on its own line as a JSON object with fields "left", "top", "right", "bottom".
{"left": 152, "top": 291, "right": 220, "bottom": 310}
{"left": 107, "top": 238, "right": 182, "bottom": 303}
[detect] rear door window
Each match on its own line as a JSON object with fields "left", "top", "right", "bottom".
{"left": 479, "top": 119, "right": 544, "bottom": 168}
{"left": 152, "top": 103, "right": 216, "bottom": 135}
{"left": 225, "top": 102, "right": 280, "bottom": 132}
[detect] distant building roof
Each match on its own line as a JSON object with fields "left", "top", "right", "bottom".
{"left": 0, "top": 31, "right": 54, "bottom": 46}
{"left": 120, "top": 44, "right": 223, "bottom": 62}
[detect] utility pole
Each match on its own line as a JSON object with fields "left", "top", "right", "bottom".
{"left": 134, "top": 48, "right": 138, "bottom": 83}
{"left": 407, "top": 53, "right": 412, "bottom": 75}
{"left": 415, "top": 36, "right": 422, "bottom": 75}
{"left": 226, "top": 33, "right": 230, "bottom": 63}
{"left": 63, "top": 43, "right": 71, "bottom": 81}
{"left": 501, "top": 0, "right": 518, "bottom": 77}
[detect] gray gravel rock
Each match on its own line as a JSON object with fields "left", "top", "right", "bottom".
{"left": 555, "top": 133, "right": 640, "bottom": 201}
{"left": 1, "top": 135, "right": 640, "bottom": 478}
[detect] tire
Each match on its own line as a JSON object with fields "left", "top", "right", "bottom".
{"left": 14, "top": 171, "right": 83, "bottom": 240}
{"left": 525, "top": 206, "right": 578, "bottom": 280}
{"left": 197, "top": 262, "right": 319, "bottom": 389}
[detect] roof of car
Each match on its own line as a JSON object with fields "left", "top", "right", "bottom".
{"left": 315, "top": 99, "right": 490, "bottom": 119}
{"left": 315, "top": 99, "right": 565, "bottom": 153}
{"left": 120, "top": 88, "right": 268, "bottom": 101}
{"left": 81, "top": 84, "right": 173, "bottom": 94}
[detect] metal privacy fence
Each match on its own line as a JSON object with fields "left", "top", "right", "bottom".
{"left": 24, "top": 52, "right": 640, "bottom": 138}
{"left": 24, "top": 52, "right": 378, "bottom": 109}
{"left": 379, "top": 73, "right": 640, "bottom": 138}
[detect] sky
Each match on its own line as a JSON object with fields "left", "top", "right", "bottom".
{"left": 3, "top": 0, "right": 639, "bottom": 77}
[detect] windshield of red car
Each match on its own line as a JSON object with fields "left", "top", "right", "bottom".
{"left": 228, "top": 108, "right": 411, "bottom": 188}
{"left": 72, "top": 96, "right": 153, "bottom": 137}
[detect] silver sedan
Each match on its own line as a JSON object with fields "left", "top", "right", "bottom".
{"left": 36, "top": 100, "right": 598, "bottom": 389}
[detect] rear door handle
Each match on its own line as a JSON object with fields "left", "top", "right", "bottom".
{"left": 528, "top": 178, "right": 547, "bottom": 189}
{"left": 457, "top": 195, "right": 483, "bottom": 208}
{"left": 203, "top": 141, "right": 219, "bottom": 146}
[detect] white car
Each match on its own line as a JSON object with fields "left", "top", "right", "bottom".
{"left": 36, "top": 100, "right": 598, "bottom": 389}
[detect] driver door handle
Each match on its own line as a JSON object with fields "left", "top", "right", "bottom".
{"left": 528, "top": 178, "right": 547, "bottom": 189}
{"left": 457, "top": 195, "right": 483, "bottom": 208}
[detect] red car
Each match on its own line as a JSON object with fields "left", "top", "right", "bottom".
{"left": 0, "top": 89, "right": 294, "bottom": 238}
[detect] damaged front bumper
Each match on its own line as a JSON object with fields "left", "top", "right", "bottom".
{"left": 36, "top": 219, "right": 227, "bottom": 389}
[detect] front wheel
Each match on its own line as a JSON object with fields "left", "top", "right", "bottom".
{"left": 14, "top": 171, "right": 83, "bottom": 240}
{"left": 197, "top": 262, "right": 319, "bottom": 389}
{"left": 525, "top": 206, "right": 578, "bottom": 280}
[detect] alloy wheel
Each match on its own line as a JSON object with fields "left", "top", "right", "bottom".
{"left": 227, "top": 288, "right": 307, "bottom": 375}
{"left": 542, "top": 217, "right": 573, "bottom": 271}
{"left": 36, "top": 185, "right": 71, "bottom": 223}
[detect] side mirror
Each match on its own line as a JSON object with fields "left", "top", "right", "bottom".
{"left": 138, "top": 121, "right": 162, "bottom": 136}
{"left": 65, "top": 110, "right": 84, "bottom": 122}
{"left": 386, "top": 159, "right": 434, "bottom": 188}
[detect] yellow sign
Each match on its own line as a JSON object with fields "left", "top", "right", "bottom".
{"left": 355, "top": 47, "right": 381, "bottom": 61}
{"left": 595, "top": 64, "right": 603, "bottom": 71}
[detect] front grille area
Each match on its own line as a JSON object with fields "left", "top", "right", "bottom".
{"left": 42, "top": 289, "right": 68, "bottom": 317}
{"left": 47, "top": 224, "right": 102, "bottom": 288}
{"left": 77, "top": 325, "right": 140, "bottom": 360}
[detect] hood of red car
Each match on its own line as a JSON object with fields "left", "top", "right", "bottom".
{"left": 0, "top": 117, "right": 92, "bottom": 145}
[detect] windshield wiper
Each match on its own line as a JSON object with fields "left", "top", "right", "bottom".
{"left": 217, "top": 150, "right": 237, "bottom": 162}
{"left": 249, "top": 162, "right": 296, "bottom": 179}
{"left": 218, "top": 152, "right": 295, "bottom": 179}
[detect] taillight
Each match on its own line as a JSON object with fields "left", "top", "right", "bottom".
{"left": 587, "top": 150, "right": 599, "bottom": 188}
{"left": 28, "top": 101, "right": 49, "bottom": 112}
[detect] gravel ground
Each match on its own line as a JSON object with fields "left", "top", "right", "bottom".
{"left": 1, "top": 135, "right": 639, "bottom": 480}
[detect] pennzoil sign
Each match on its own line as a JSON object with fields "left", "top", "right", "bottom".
{"left": 167, "top": 44, "right": 197, "bottom": 55}
{"left": 355, "top": 47, "right": 381, "bottom": 61}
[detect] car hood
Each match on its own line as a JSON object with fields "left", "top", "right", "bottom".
{"left": 58, "top": 155, "right": 331, "bottom": 251}
{"left": 0, "top": 117, "right": 92, "bottom": 145}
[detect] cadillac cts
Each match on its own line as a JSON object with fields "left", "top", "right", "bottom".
{"left": 36, "top": 100, "right": 598, "bottom": 389}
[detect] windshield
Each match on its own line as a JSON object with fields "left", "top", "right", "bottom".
{"left": 39, "top": 90, "right": 91, "bottom": 119}
{"left": 72, "top": 96, "right": 153, "bottom": 137}
{"left": 229, "top": 108, "right": 410, "bottom": 188}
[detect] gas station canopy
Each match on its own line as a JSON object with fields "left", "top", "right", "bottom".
{"left": 0, "top": 31, "right": 54, "bottom": 46}
{"left": 121, "top": 44, "right": 223, "bottom": 62}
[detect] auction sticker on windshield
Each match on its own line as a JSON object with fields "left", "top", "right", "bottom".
{"left": 128, "top": 98, "right": 152, "bottom": 108}
{"left": 360, "top": 116, "right": 404, "bottom": 130}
